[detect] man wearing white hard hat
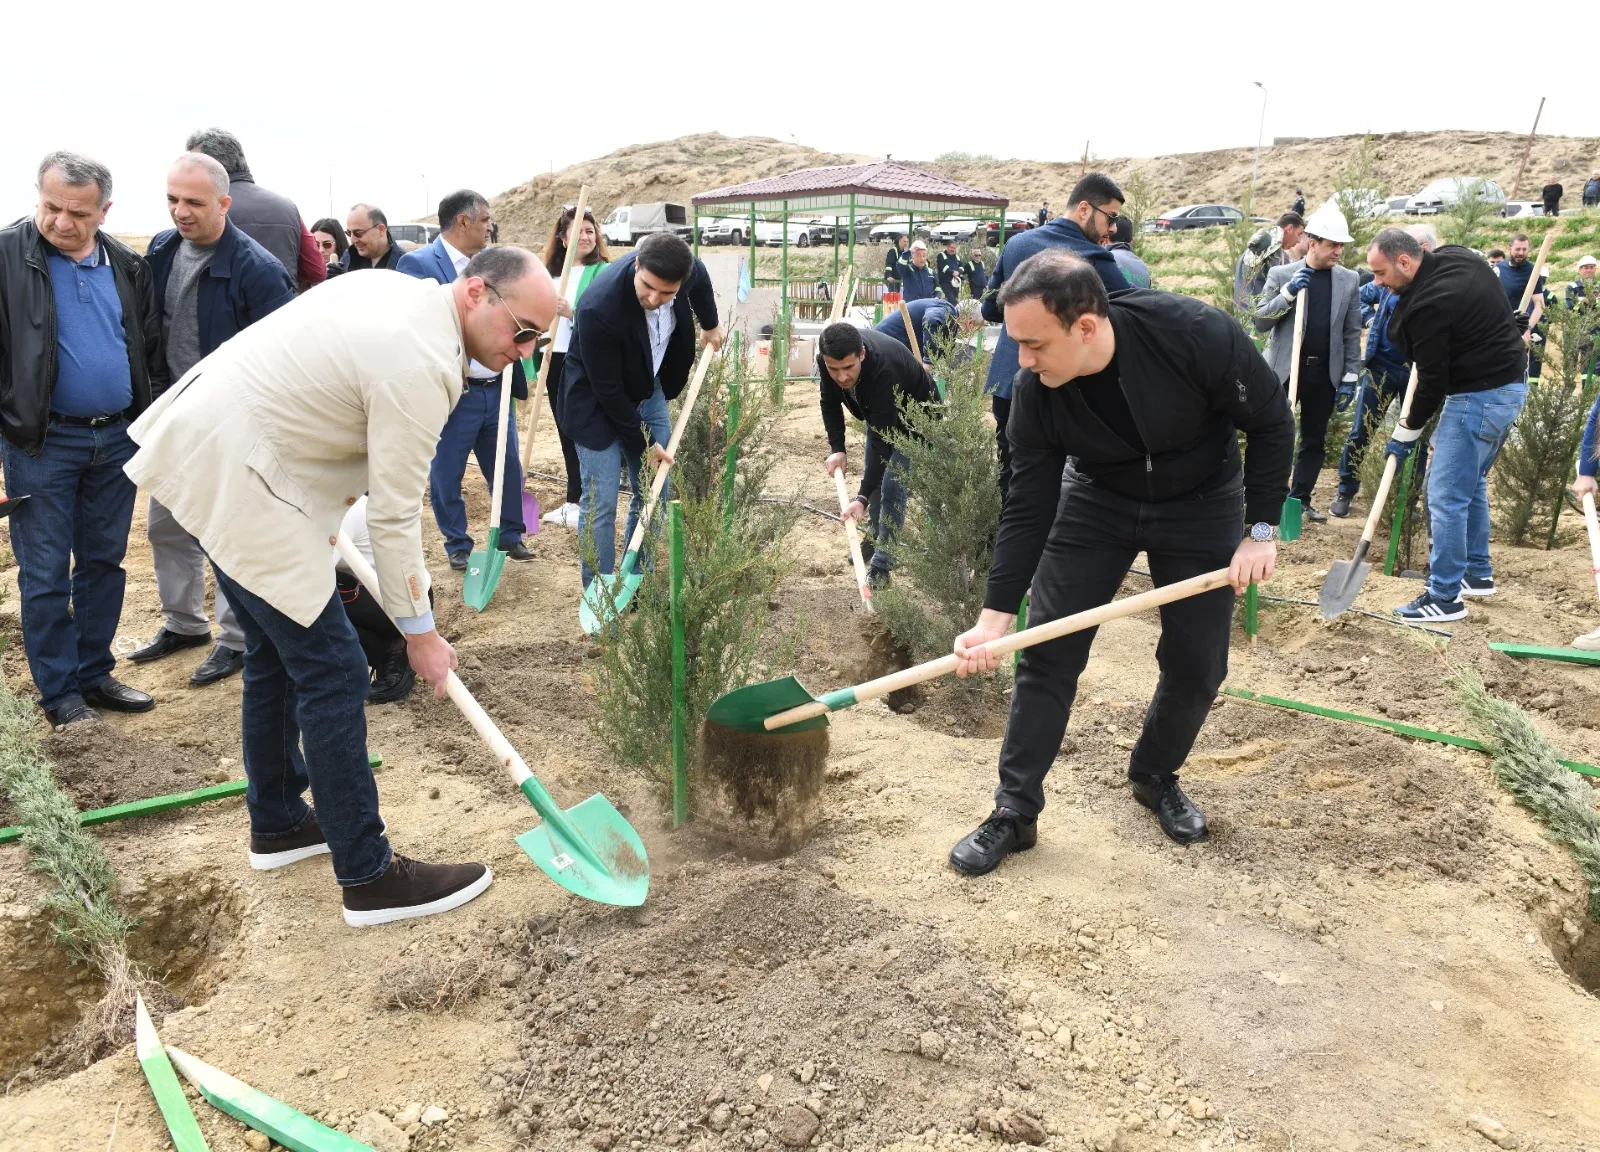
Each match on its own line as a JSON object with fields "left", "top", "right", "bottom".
{"left": 1569, "top": 254, "right": 1599, "bottom": 384}
{"left": 1251, "top": 200, "right": 1362, "bottom": 522}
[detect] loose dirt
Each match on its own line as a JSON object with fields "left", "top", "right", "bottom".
{"left": 4, "top": 386, "right": 1600, "bottom": 1152}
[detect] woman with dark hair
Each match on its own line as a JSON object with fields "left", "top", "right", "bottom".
{"left": 311, "top": 217, "right": 348, "bottom": 279}
{"left": 533, "top": 206, "right": 610, "bottom": 528}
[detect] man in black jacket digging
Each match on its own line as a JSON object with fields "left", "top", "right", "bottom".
{"left": 817, "top": 324, "right": 938, "bottom": 590}
{"left": 947, "top": 252, "right": 1293, "bottom": 873}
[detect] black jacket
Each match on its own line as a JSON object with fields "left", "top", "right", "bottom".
{"left": 558, "top": 250, "right": 719, "bottom": 456}
{"left": 225, "top": 171, "right": 314, "bottom": 284}
{"left": 936, "top": 252, "right": 962, "bottom": 301}
{"left": 817, "top": 327, "right": 938, "bottom": 503}
{"left": 0, "top": 218, "right": 165, "bottom": 456}
{"left": 986, "top": 289, "right": 1294, "bottom": 614}
{"left": 1388, "top": 245, "right": 1528, "bottom": 431}
{"left": 341, "top": 235, "right": 407, "bottom": 273}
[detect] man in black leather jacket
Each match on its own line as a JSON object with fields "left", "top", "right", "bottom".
{"left": 0, "top": 152, "right": 166, "bottom": 728}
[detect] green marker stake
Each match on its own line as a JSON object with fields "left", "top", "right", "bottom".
{"left": 165, "top": 1046, "right": 371, "bottom": 1152}
{"left": 1488, "top": 643, "right": 1600, "bottom": 668}
{"left": 136, "top": 995, "right": 211, "bottom": 1152}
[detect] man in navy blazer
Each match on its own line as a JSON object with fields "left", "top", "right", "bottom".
{"left": 397, "top": 190, "right": 530, "bottom": 569}
{"left": 557, "top": 233, "right": 722, "bottom": 589}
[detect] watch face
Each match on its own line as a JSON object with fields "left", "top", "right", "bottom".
{"left": 1252, "top": 523, "right": 1272, "bottom": 541}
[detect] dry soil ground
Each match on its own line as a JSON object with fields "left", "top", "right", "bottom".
{"left": 3, "top": 383, "right": 1600, "bottom": 1152}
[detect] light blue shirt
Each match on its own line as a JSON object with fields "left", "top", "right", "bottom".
{"left": 646, "top": 300, "right": 675, "bottom": 375}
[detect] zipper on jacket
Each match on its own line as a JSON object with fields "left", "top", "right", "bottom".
{"left": 1145, "top": 453, "right": 1154, "bottom": 501}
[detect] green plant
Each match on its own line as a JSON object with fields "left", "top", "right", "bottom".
{"left": 1118, "top": 169, "right": 1156, "bottom": 258}
{"left": 1454, "top": 666, "right": 1600, "bottom": 920}
{"left": 872, "top": 331, "right": 1004, "bottom": 676}
{"left": 588, "top": 352, "right": 800, "bottom": 804}
{"left": 1329, "top": 134, "right": 1388, "bottom": 270}
{"left": 1438, "top": 179, "right": 1500, "bottom": 248}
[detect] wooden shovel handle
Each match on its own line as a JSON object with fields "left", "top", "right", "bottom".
{"left": 833, "top": 469, "right": 872, "bottom": 606}
{"left": 335, "top": 532, "right": 532, "bottom": 788}
{"left": 1583, "top": 493, "right": 1600, "bottom": 606}
{"left": 898, "top": 301, "right": 923, "bottom": 363}
{"left": 1358, "top": 364, "right": 1422, "bottom": 546}
{"left": 1286, "top": 287, "right": 1308, "bottom": 409}
{"left": 622, "top": 344, "right": 716, "bottom": 556}
{"left": 523, "top": 185, "right": 591, "bottom": 468}
{"left": 765, "top": 568, "right": 1233, "bottom": 729}
{"left": 486, "top": 363, "right": 514, "bottom": 528}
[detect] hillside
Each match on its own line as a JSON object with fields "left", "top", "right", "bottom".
{"left": 492, "top": 129, "right": 1600, "bottom": 244}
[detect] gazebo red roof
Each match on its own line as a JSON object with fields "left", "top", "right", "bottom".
{"left": 691, "top": 161, "right": 1007, "bottom": 208}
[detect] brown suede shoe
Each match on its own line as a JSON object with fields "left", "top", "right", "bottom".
{"left": 248, "top": 812, "right": 332, "bottom": 871}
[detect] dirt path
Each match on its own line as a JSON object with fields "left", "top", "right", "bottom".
{"left": 3, "top": 389, "right": 1598, "bottom": 1152}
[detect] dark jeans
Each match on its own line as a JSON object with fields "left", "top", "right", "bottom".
{"left": 0, "top": 419, "right": 137, "bottom": 712}
{"left": 214, "top": 565, "right": 390, "bottom": 886}
{"left": 544, "top": 352, "right": 582, "bottom": 505}
{"left": 994, "top": 476, "right": 1240, "bottom": 819}
{"left": 429, "top": 378, "right": 526, "bottom": 556}
{"left": 1335, "top": 366, "right": 1407, "bottom": 499}
{"left": 992, "top": 394, "right": 1013, "bottom": 505}
{"left": 1289, "top": 355, "right": 1335, "bottom": 502}
{"left": 865, "top": 448, "right": 908, "bottom": 573}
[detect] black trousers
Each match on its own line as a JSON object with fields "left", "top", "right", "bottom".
{"left": 1290, "top": 355, "right": 1335, "bottom": 502}
{"left": 335, "top": 573, "right": 432, "bottom": 670}
{"left": 994, "top": 476, "right": 1240, "bottom": 819}
{"left": 992, "top": 394, "right": 1013, "bottom": 505}
{"left": 544, "top": 352, "right": 582, "bottom": 505}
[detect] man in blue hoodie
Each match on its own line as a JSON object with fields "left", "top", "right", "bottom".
{"left": 983, "top": 173, "right": 1131, "bottom": 503}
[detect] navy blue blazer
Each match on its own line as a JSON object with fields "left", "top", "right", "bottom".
{"left": 145, "top": 219, "right": 295, "bottom": 394}
{"left": 557, "top": 251, "right": 719, "bottom": 456}
{"left": 396, "top": 237, "right": 527, "bottom": 398}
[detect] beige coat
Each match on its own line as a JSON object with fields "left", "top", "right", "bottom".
{"left": 126, "top": 271, "right": 465, "bottom": 628}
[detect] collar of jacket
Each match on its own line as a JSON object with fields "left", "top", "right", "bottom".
{"left": 228, "top": 170, "right": 258, "bottom": 187}
{"left": 1041, "top": 217, "right": 1095, "bottom": 246}
{"left": 149, "top": 218, "right": 244, "bottom": 279}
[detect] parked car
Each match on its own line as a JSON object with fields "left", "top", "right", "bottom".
{"left": 754, "top": 220, "right": 813, "bottom": 247}
{"left": 1403, "top": 178, "right": 1506, "bottom": 216}
{"left": 1500, "top": 200, "right": 1545, "bottom": 218}
{"left": 699, "top": 216, "right": 752, "bottom": 245}
{"left": 925, "top": 218, "right": 985, "bottom": 244}
{"left": 389, "top": 222, "right": 439, "bottom": 246}
{"left": 868, "top": 217, "right": 919, "bottom": 244}
{"left": 601, "top": 202, "right": 693, "bottom": 245}
{"left": 1150, "top": 204, "right": 1247, "bottom": 232}
{"left": 984, "top": 213, "right": 1037, "bottom": 246}
{"left": 1335, "top": 187, "right": 1391, "bottom": 219}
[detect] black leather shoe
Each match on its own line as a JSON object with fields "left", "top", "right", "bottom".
{"left": 867, "top": 567, "right": 891, "bottom": 591}
{"left": 949, "top": 807, "right": 1038, "bottom": 876}
{"left": 504, "top": 541, "right": 533, "bottom": 562}
{"left": 367, "top": 648, "right": 416, "bottom": 705}
{"left": 1303, "top": 504, "right": 1328, "bottom": 524}
{"left": 83, "top": 677, "right": 155, "bottom": 713}
{"left": 1329, "top": 493, "right": 1353, "bottom": 518}
{"left": 129, "top": 628, "right": 209, "bottom": 663}
{"left": 190, "top": 644, "right": 244, "bottom": 686}
{"left": 448, "top": 550, "right": 470, "bottom": 571}
{"left": 1130, "top": 777, "right": 1208, "bottom": 844}
{"left": 44, "top": 696, "right": 100, "bottom": 730}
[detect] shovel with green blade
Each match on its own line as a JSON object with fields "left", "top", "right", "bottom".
{"left": 1279, "top": 286, "right": 1308, "bottom": 543}
{"left": 1318, "top": 364, "right": 1420, "bottom": 621}
{"left": 708, "top": 567, "right": 1234, "bottom": 733}
{"left": 463, "top": 362, "right": 516, "bottom": 612}
{"left": 580, "top": 344, "right": 715, "bottom": 636}
{"left": 337, "top": 533, "right": 648, "bottom": 905}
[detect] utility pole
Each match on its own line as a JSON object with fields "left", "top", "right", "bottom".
{"left": 1510, "top": 96, "right": 1545, "bottom": 201}
{"left": 1249, "top": 82, "right": 1268, "bottom": 214}
{"left": 1081, "top": 141, "right": 1090, "bottom": 178}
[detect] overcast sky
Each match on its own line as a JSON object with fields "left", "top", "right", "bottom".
{"left": 5, "top": 4, "right": 1595, "bottom": 235}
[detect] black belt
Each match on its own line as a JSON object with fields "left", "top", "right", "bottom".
{"left": 466, "top": 376, "right": 500, "bottom": 388}
{"left": 51, "top": 411, "right": 125, "bottom": 428}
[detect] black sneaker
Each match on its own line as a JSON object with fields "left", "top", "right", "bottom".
{"left": 1394, "top": 591, "right": 1467, "bottom": 623}
{"left": 949, "top": 807, "right": 1037, "bottom": 876}
{"left": 867, "top": 567, "right": 891, "bottom": 591}
{"left": 367, "top": 648, "right": 416, "bottom": 705}
{"left": 1329, "top": 493, "right": 1353, "bottom": 518}
{"left": 1460, "top": 575, "right": 1495, "bottom": 598}
{"left": 44, "top": 696, "right": 101, "bottom": 731}
{"left": 342, "top": 854, "right": 493, "bottom": 927}
{"left": 249, "top": 812, "right": 333, "bottom": 871}
{"left": 1130, "top": 777, "right": 1209, "bottom": 845}
{"left": 448, "top": 550, "right": 470, "bottom": 571}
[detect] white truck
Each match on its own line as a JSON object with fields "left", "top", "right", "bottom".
{"left": 601, "top": 203, "right": 694, "bottom": 246}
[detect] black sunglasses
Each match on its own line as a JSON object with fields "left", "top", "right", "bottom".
{"left": 486, "top": 284, "right": 542, "bottom": 346}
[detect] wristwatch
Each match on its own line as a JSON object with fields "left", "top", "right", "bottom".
{"left": 1249, "top": 522, "right": 1276, "bottom": 542}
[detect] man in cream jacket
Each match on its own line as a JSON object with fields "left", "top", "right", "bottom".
{"left": 126, "top": 247, "right": 557, "bottom": 927}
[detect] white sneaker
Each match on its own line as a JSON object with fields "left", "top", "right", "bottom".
{"left": 1574, "top": 627, "right": 1600, "bottom": 652}
{"left": 543, "top": 502, "right": 580, "bottom": 529}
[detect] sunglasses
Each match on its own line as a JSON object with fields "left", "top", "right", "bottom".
{"left": 347, "top": 226, "right": 378, "bottom": 240}
{"left": 487, "top": 284, "right": 542, "bottom": 346}
{"left": 316, "top": 238, "right": 336, "bottom": 251}
{"left": 1091, "top": 204, "right": 1121, "bottom": 226}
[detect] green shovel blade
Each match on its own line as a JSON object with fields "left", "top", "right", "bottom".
{"left": 705, "top": 675, "right": 830, "bottom": 734}
{"left": 1279, "top": 497, "right": 1303, "bottom": 542}
{"left": 580, "top": 551, "right": 644, "bottom": 636}
{"left": 463, "top": 527, "right": 507, "bottom": 612}
{"left": 514, "top": 784, "right": 649, "bottom": 906}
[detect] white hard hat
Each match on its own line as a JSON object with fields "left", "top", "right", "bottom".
{"left": 910, "top": 239, "right": 928, "bottom": 251}
{"left": 1304, "top": 199, "right": 1354, "bottom": 245}
{"left": 1578, "top": 253, "right": 1599, "bottom": 269}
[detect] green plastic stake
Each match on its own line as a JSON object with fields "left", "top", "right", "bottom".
{"left": 1489, "top": 643, "right": 1600, "bottom": 667}
{"left": 1220, "top": 687, "right": 1600, "bottom": 778}
{"left": 722, "top": 361, "right": 741, "bottom": 537}
{"left": 1244, "top": 582, "right": 1259, "bottom": 638}
{"left": 669, "top": 501, "right": 688, "bottom": 827}
{"left": 136, "top": 994, "right": 211, "bottom": 1152}
{"left": 1014, "top": 593, "right": 1028, "bottom": 673}
{"left": 1383, "top": 447, "right": 1417, "bottom": 577}
{"left": 164, "top": 1046, "right": 371, "bottom": 1152}
{"left": 0, "top": 780, "right": 247, "bottom": 846}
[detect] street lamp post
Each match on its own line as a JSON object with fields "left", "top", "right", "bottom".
{"left": 1250, "top": 82, "right": 1268, "bottom": 214}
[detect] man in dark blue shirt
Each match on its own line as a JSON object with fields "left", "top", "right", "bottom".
{"left": 1496, "top": 231, "right": 1545, "bottom": 378}
{"left": 900, "top": 241, "right": 938, "bottom": 302}
{"left": 0, "top": 153, "right": 166, "bottom": 727}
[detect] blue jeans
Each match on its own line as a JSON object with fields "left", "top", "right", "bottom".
{"left": 1335, "top": 366, "right": 1407, "bottom": 498}
{"left": 1426, "top": 381, "right": 1527, "bottom": 601}
{"left": 866, "top": 447, "right": 909, "bottom": 573}
{"left": 213, "top": 566, "right": 390, "bottom": 886}
{"left": 576, "top": 382, "right": 672, "bottom": 589}
{"left": 0, "top": 420, "right": 137, "bottom": 712}
{"left": 429, "top": 379, "right": 526, "bottom": 556}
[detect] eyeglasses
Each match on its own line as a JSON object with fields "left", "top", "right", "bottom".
{"left": 486, "top": 284, "right": 542, "bottom": 346}
{"left": 316, "top": 239, "right": 336, "bottom": 251}
{"left": 1091, "top": 204, "right": 1121, "bottom": 226}
{"left": 347, "top": 226, "right": 378, "bottom": 240}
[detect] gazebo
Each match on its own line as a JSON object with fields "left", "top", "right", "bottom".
{"left": 690, "top": 160, "right": 1009, "bottom": 322}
